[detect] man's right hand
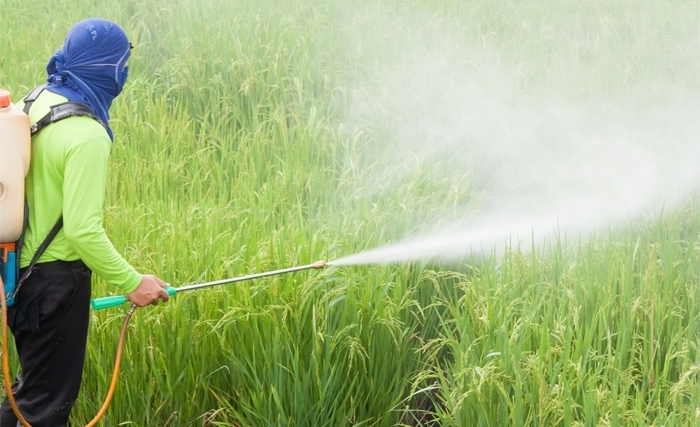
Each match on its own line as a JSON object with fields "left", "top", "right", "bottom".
{"left": 126, "top": 274, "right": 170, "bottom": 307}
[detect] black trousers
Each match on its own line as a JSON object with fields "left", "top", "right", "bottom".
{"left": 0, "top": 260, "right": 91, "bottom": 427}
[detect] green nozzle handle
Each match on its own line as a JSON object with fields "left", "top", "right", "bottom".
{"left": 91, "top": 286, "right": 177, "bottom": 310}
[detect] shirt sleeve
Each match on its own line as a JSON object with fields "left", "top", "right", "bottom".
{"left": 62, "top": 136, "right": 142, "bottom": 293}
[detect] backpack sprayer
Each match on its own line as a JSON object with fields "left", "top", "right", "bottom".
{"left": 1, "top": 88, "right": 107, "bottom": 427}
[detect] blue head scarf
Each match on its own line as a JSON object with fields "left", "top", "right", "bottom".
{"left": 45, "top": 18, "right": 131, "bottom": 140}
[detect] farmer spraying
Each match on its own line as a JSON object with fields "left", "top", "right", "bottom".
{"left": 0, "top": 18, "right": 169, "bottom": 427}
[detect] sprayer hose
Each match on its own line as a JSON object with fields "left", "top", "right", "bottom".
{"left": 1, "top": 276, "right": 134, "bottom": 427}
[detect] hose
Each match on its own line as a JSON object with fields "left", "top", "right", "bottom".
{"left": 1, "top": 275, "right": 134, "bottom": 427}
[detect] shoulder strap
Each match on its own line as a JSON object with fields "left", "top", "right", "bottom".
{"left": 30, "top": 101, "right": 106, "bottom": 136}
{"left": 17, "top": 217, "right": 64, "bottom": 287}
{"left": 22, "top": 84, "right": 47, "bottom": 114}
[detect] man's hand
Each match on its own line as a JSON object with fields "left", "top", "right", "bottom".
{"left": 126, "top": 274, "right": 170, "bottom": 307}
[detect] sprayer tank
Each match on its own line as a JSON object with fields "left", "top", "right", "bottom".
{"left": 0, "top": 89, "right": 30, "bottom": 243}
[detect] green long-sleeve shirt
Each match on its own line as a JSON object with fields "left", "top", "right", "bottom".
{"left": 18, "top": 89, "right": 141, "bottom": 293}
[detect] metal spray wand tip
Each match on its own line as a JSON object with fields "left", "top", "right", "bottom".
{"left": 311, "top": 260, "right": 326, "bottom": 269}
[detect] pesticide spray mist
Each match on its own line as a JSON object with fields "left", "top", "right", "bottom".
{"left": 329, "top": 8, "right": 700, "bottom": 266}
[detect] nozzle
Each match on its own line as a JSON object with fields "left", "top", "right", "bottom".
{"left": 311, "top": 260, "right": 326, "bottom": 269}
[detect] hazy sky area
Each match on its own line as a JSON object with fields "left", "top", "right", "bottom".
{"left": 331, "top": 9, "right": 700, "bottom": 265}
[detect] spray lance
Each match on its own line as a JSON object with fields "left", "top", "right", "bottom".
{"left": 1, "top": 260, "right": 327, "bottom": 427}
{"left": 91, "top": 260, "right": 327, "bottom": 310}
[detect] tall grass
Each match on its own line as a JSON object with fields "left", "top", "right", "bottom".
{"left": 421, "top": 209, "right": 700, "bottom": 426}
{"left": 1, "top": 0, "right": 698, "bottom": 425}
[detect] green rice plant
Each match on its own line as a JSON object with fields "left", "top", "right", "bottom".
{"left": 421, "top": 206, "right": 700, "bottom": 426}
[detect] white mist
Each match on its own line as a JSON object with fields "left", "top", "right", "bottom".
{"left": 332, "top": 9, "right": 700, "bottom": 266}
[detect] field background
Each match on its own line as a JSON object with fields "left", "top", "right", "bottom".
{"left": 1, "top": 0, "right": 699, "bottom": 426}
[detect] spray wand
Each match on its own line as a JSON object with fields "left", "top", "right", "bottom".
{"left": 91, "top": 260, "right": 327, "bottom": 310}
{"left": 2, "top": 260, "right": 327, "bottom": 427}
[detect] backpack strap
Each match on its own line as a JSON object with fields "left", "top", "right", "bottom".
{"left": 22, "top": 84, "right": 47, "bottom": 114}
{"left": 30, "top": 101, "right": 106, "bottom": 136}
{"left": 16, "top": 217, "right": 64, "bottom": 287}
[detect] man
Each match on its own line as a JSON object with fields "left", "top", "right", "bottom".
{"left": 0, "top": 18, "right": 169, "bottom": 427}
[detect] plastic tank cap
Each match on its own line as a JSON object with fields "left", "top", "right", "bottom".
{"left": 0, "top": 90, "right": 11, "bottom": 108}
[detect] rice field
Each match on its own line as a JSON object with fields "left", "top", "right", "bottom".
{"left": 1, "top": 0, "right": 699, "bottom": 426}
